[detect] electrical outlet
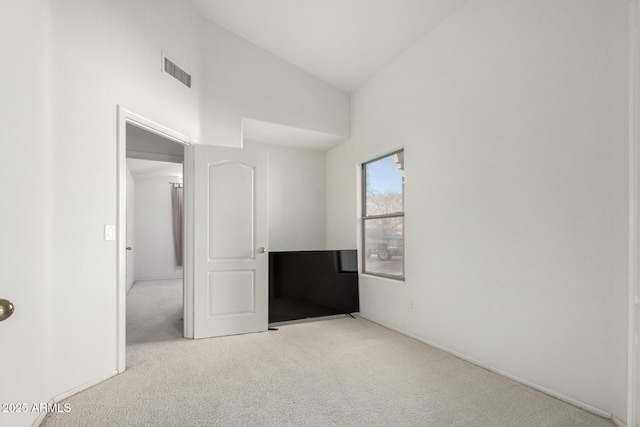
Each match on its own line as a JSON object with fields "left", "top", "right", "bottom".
{"left": 409, "top": 299, "right": 416, "bottom": 312}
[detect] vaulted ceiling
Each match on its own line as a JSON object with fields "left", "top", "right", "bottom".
{"left": 190, "top": 0, "right": 468, "bottom": 93}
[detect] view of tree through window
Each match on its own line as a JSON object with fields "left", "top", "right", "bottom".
{"left": 362, "top": 150, "right": 404, "bottom": 279}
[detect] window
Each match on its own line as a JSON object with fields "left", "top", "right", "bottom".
{"left": 362, "top": 150, "right": 404, "bottom": 279}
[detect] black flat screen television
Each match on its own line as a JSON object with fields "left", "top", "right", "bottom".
{"left": 269, "top": 250, "right": 359, "bottom": 323}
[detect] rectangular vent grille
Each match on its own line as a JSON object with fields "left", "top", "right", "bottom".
{"left": 163, "top": 56, "right": 191, "bottom": 88}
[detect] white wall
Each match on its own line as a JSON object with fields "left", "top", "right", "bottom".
{"left": 244, "top": 141, "right": 326, "bottom": 251}
{"left": 43, "top": 1, "right": 201, "bottom": 414}
{"left": 326, "top": 0, "right": 628, "bottom": 421}
{"left": 133, "top": 176, "right": 183, "bottom": 280}
{"left": 126, "top": 166, "right": 136, "bottom": 292}
{"left": 200, "top": 23, "right": 350, "bottom": 147}
{"left": 0, "top": 1, "right": 350, "bottom": 425}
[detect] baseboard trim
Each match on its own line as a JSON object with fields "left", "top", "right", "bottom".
{"left": 612, "top": 415, "right": 626, "bottom": 426}
{"left": 358, "top": 314, "right": 615, "bottom": 421}
{"left": 32, "top": 410, "right": 48, "bottom": 427}
{"left": 32, "top": 370, "right": 119, "bottom": 427}
{"left": 134, "top": 277, "right": 183, "bottom": 282}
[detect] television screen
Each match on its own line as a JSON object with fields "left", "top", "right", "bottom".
{"left": 269, "top": 250, "right": 359, "bottom": 323}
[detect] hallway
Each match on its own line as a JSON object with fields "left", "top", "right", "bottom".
{"left": 126, "top": 279, "right": 183, "bottom": 346}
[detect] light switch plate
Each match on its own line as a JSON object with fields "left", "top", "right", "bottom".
{"left": 104, "top": 225, "right": 116, "bottom": 241}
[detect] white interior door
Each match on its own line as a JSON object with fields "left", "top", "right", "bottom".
{"left": 188, "top": 144, "right": 268, "bottom": 339}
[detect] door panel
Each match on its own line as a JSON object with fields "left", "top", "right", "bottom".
{"left": 208, "top": 271, "right": 255, "bottom": 315}
{"left": 208, "top": 161, "right": 255, "bottom": 260}
{"left": 189, "top": 145, "right": 268, "bottom": 339}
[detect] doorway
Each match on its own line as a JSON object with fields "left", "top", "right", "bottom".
{"left": 116, "top": 106, "right": 192, "bottom": 372}
{"left": 117, "top": 107, "right": 271, "bottom": 370}
{"left": 125, "top": 155, "right": 184, "bottom": 345}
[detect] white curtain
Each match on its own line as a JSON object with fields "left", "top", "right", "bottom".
{"left": 171, "top": 183, "right": 183, "bottom": 267}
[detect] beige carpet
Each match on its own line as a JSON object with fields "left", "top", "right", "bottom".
{"left": 42, "top": 280, "right": 614, "bottom": 427}
{"left": 126, "top": 279, "right": 184, "bottom": 345}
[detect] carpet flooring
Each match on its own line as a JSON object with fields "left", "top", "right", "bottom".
{"left": 126, "top": 279, "right": 184, "bottom": 345}
{"left": 41, "top": 279, "right": 615, "bottom": 427}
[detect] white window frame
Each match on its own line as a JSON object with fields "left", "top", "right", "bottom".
{"left": 361, "top": 149, "right": 405, "bottom": 280}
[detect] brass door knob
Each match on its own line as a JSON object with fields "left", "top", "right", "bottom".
{"left": 0, "top": 299, "right": 14, "bottom": 322}
{"left": 258, "top": 247, "right": 267, "bottom": 254}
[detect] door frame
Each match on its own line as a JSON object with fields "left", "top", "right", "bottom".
{"left": 116, "top": 105, "right": 193, "bottom": 373}
{"left": 629, "top": 1, "right": 640, "bottom": 425}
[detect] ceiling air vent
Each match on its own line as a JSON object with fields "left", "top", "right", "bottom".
{"left": 162, "top": 54, "right": 191, "bottom": 88}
